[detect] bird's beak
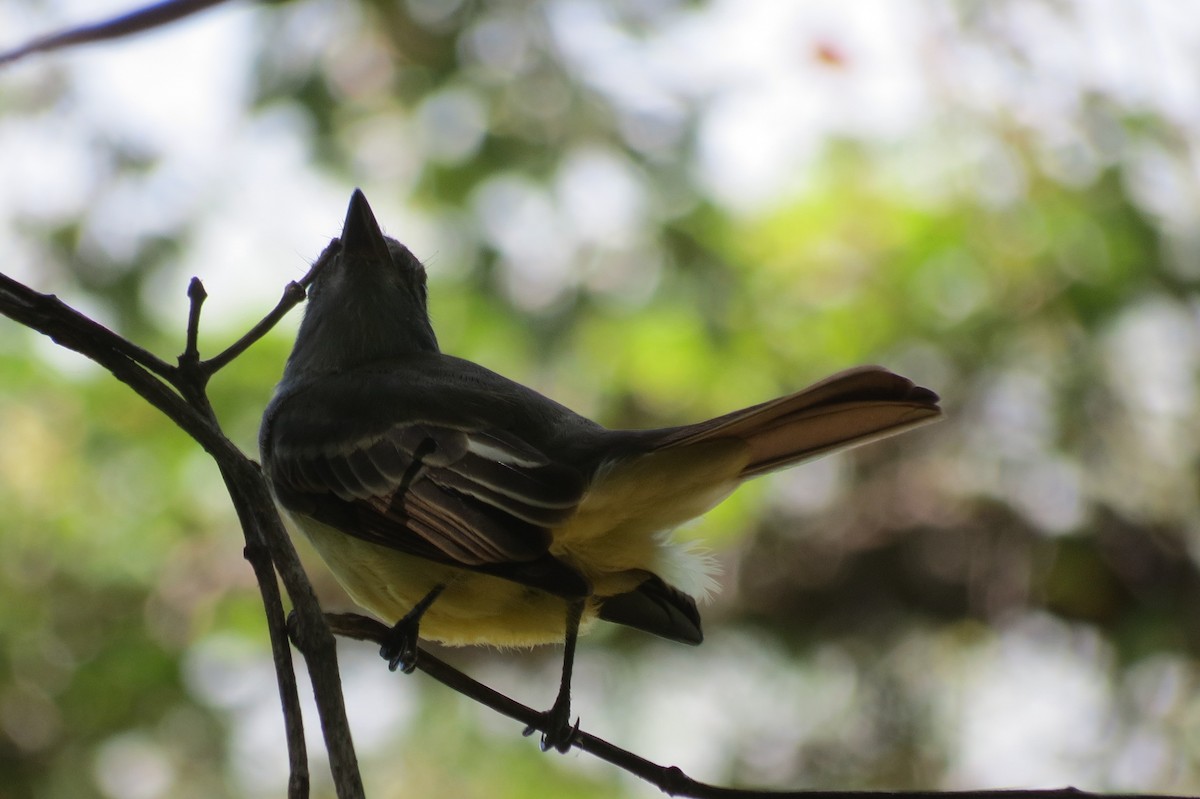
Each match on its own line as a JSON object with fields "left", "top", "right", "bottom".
{"left": 341, "top": 189, "right": 392, "bottom": 264}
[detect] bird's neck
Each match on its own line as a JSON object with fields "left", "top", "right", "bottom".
{"left": 282, "top": 294, "right": 438, "bottom": 380}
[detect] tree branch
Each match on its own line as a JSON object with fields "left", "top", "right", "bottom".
{"left": 200, "top": 239, "right": 340, "bottom": 377}
{"left": 0, "top": 270, "right": 364, "bottom": 799}
{"left": 322, "top": 612, "right": 1191, "bottom": 799}
{"left": 0, "top": 0, "right": 234, "bottom": 66}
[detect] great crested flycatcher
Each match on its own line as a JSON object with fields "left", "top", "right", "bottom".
{"left": 260, "top": 190, "right": 941, "bottom": 751}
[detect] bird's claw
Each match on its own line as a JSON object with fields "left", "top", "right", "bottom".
{"left": 523, "top": 702, "right": 580, "bottom": 753}
{"left": 379, "top": 618, "right": 420, "bottom": 674}
{"left": 378, "top": 585, "right": 446, "bottom": 674}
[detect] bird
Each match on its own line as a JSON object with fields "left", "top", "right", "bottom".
{"left": 259, "top": 189, "right": 942, "bottom": 752}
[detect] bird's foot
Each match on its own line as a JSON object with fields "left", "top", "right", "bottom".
{"left": 379, "top": 585, "right": 446, "bottom": 674}
{"left": 523, "top": 695, "right": 580, "bottom": 753}
{"left": 379, "top": 615, "right": 421, "bottom": 674}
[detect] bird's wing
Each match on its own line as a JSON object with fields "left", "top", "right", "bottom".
{"left": 263, "top": 373, "right": 592, "bottom": 596}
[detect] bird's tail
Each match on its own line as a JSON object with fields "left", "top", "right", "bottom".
{"left": 655, "top": 365, "right": 942, "bottom": 478}
{"left": 566, "top": 366, "right": 939, "bottom": 643}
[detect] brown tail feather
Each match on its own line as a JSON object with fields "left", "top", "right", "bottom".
{"left": 657, "top": 366, "right": 941, "bottom": 478}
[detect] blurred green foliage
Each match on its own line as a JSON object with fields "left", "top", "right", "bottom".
{"left": 3, "top": 1, "right": 1200, "bottom": 797}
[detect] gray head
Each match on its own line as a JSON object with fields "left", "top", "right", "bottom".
{"left": 282, "top": 190, "right": 439, "bottom": 380}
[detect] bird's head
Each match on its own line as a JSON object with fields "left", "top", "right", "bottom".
{"left": 283, "top": 190, "right": 439, "bottom": 380}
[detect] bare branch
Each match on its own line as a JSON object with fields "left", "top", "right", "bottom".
{"left": 0, "top": 270, "right": 365, "bottom": 799}
{"left": 325, "top": 611, "right": 1193, "bottom": 799}
{"left": 201, "top": 239, "right": 341, "bottom": 376}
{"left": 183, "top": 276, "right": 207, "bottom": 366}
{"left": 0, "top": 0, "right": 233, "bottom": 66}
{"left": 228, "top": 477, "right": 310, "bottom": 799}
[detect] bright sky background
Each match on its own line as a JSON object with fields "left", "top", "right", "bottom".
{"left": 3, "top": 0, "right": 1197, "bottom": 325}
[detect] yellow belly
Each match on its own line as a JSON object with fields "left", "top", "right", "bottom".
{"left": 294, "top": 515, "right": 593, "bottom": 647}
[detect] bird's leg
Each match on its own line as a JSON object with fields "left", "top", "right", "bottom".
{"left": 380, "top": 583, "right": 445, "bottom": 674}
{"left": 524, "top": 598, "right": 585, "bottom": 753}
{"left": 378, "top": 437, "right": 443, "bottom": 674}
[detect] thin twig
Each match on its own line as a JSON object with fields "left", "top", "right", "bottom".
{"left": 228, "top": 473, "right": 311, "bottom": 799}
{"left": 200, "top": 239, "right": 340, "bottom": 376}
{"left": 0, "top": 275, "right": 179, "bottom": 381}
{"left": 167, "top": 279, "right": 313, "bottom": 797}
{"left": 0, "top": 0, "right": 233, "bottom": 66}
{"left": 183, "top": 277, "right": 207, "bottom": 365}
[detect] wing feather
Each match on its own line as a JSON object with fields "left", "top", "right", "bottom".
{"left": 363, "top": 438, "right": 415, "bottom": 482}
{"left": 268, "top": 418, "right": 587, "bottom": 569}
{"left": 344, "top": 448, "right": 395, "bottom": 495}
